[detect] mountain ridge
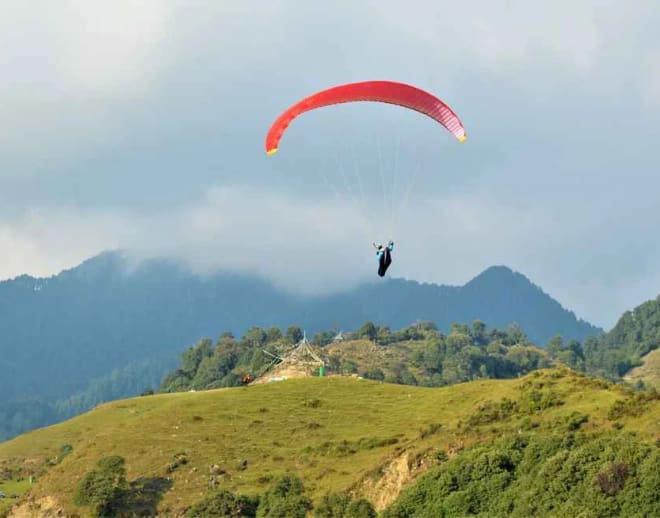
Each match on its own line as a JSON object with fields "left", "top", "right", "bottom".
{"left": 0, "top": 251, "right": 601, "bottom": 440}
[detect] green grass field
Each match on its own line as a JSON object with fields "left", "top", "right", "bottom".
{"left": 0, "top": 368, "right": 658, "bottom": 516}
{"left": 0, "top": 479, "right": 31, "bottom": 515}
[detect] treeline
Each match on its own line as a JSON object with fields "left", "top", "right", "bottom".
{"left": 0, "top": 358, "right": 170, "bottom": 442}
{"left": 160, "top": 326, "right": 306, "bottom": 392}
{"left": 546, "top": 294, "right": 660, "bottom": 383}
{"left": 160, "top": 321, "right": 553, "bottom": 393}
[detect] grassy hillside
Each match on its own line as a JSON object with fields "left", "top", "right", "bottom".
{"left": 1, "top": 369, "right": 658, "bottom": 517}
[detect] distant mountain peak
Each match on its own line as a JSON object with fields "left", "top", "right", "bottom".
{"left": 480, "top": 264, "right": 515, "bottom": 275}
{"left": 56, "top": 250, "right": 128, "bottom": 282}
{"left": 463, "top": 265, "right": 537, "bottom": 291}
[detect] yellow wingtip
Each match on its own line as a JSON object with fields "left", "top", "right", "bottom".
{"left": 459, "top": 135, "right": 467, "bottom": 143}
{"left": 266, "top": 148, "right": 278, "bottom": 156}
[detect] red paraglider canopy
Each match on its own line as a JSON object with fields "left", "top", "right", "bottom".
{"left": 265, "top": 80, "right": 466, "bottom": 155}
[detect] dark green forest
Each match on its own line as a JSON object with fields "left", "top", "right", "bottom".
{"left": 583, "top": 295, "right": 660, "bottom": 378}
{"left": 159, "top": 321, "right": 553, "bottom": 393}
{"left": 0, "top": 358, "right": 170, "bottom": 442}
{"left": 159, "top": 293, "right": 660, "bottom": 394}
{"left": 544, "top": 295, "right": 660, "bottom": 384}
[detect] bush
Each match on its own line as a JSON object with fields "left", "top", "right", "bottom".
{"left": 523, "top": 389, "right": 564, "bottom": 413}
{"left": 467, "top": 398, "right": 517, "bottom": 426}
{"left": 344, "top": 499, "right": 376, "bottom": 518}
{"left": 74, "top": 456, "right": 128, "bottom": 517}
{"left": 566, "top": 412, "right": 589, "bottom": 431}
{"left": 361, "top": 368, "right": 385, "bottom": 381}
{"left": 187, "top": 490, "right": 258, "bottom": 517}
{"left": 257, "top": 474, "right": 312, "bottom": 518}
{"left": 595, "top": 463, "right": 629, "bottom": 496}
{"left": 383, "top": 433, "right": 659, "bottom": 518}
{"left": 607, "top": 390, "right": 660, "bottom": 420}
{"left": 56, "top": 444, "right": 73, "bottom": 463}
{"left": 419, "top": 423, "right": 443, "bottom": 439}
{"left": 314, "top": 493, "right": 376, "bottom": 518}
{"left": 314, "top": 493, "right": 350, "bottom": 517}
{"left": 358, "top": 322, "right": 378, "bottom": 342}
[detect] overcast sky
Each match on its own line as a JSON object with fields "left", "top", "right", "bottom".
{"left": 1, "top": 0, "right": 660, "bottom": 329}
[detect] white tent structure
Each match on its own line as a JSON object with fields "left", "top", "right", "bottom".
{"left": 252, "top": 331, "right": 325, "bottom": 384}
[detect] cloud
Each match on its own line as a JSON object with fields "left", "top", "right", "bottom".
{"left": 0, "top": 1, "right": 174, "bottom": 175}
{"left": 0, "top": 206, "right": 132, "bottom": 279}
{"left": 3, "top": 181, "right": 659, "bottom": 328}
{"left": 0, "top": 186, "right": 369, "bottom": 292}
{"left": 2, "top": 1, "right": 660, "bottom": 329}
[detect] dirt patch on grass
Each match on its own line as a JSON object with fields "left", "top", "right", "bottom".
{"left": 352, "top": 449, "right": 433, "bottom": 511}
{"left": 8, "top": 496, "right": 63, "bottom": 518}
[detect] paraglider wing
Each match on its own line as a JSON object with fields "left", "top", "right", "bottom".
{"left": 265, "top": 80, "right": 466, "bottom": 155}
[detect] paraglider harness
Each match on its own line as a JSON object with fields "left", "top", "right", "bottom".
{"left": 374, "top": 241, "right": 394, "bottom": 277}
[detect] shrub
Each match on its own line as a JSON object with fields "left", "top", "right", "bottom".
{"left": 314, "top": 493, "right": 376, "bottom": 518}
{"left": 187, "top": 490, "right": 258, "bottom": 517}
{"left": 74, "top": 456, "right": 128, "bottom": 517}
{"left": 595, "top": 462, "right": 630, "bottom": 496}
{"left": 257, "top": 474, "right": 312, "bottom": 518}
{"left": 566, "top": 412, "right": 589, "bottom": 431}
{"left": 467, "top": 398, "right": 517, "bottom": 426}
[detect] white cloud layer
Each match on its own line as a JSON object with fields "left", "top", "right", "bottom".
{"left": 2, "top": 183, "right": 660, "bottom": 329}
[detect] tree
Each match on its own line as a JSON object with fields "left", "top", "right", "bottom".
{"left": 286, "top": 326, "right": 304, "bottom": 344}
{"left": 314, "top": 493, "right": 350, "bottom": 517}
{"left": 187, "top": 490, "right": 258, "bottom": 517}
{"left": 547, "top": 335, "right": 564, "bottom": 355}
{"left": 547, "top": 336, "right": 585, "bottom": 371}
{"left": 313, "top": 331, "right": 336, "bottom": 347}
{"left": 181, "top": 339, "right": 214, "bottom": 375}
{"left": 265, "top": 327, "right": 283, "bottom": 343}
{"left": 362, "top": 368, "right": 385, "bottom": 381}
{"left": 243, "top": 327, "right": 268, "bottom": 347}
{"left": 346, "top": 499, "right": 377, "bottom": 518}
{"left": 505, "top": 323, "right": 528, "bottom": 345}
{"left": 376, "top": 326, "right": 393, "bottom": 344}
{"left": 399, "top": 369, "right": 418, "bottom": 386}
{"left": 191, "top": 354, "right": 231, "bottom": 390}
{"left": 327, "top": 354, "right": 341, "bottom": 373}
{"left": 341, "top": 359, "right": 358, "bottom": 374}
{"left": 257, "top": 474, "right": 312, "bottom": 518}
{"left": 446, "top": 331, "right": 471, "bottom": 355}
{"left": 159, "top": 369, "right": 192, "bottom": 393}
{"left": 358, "top": 322, "right": 378, "bottom": 341}
{"left": 315, "top": 493, "right": 376, "bottom": 518}
{"left": 74, "top": 456, "right": 128, "bottom": 517}
{"left": 471, "top": 320, "right": 487, "bottom": 345}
